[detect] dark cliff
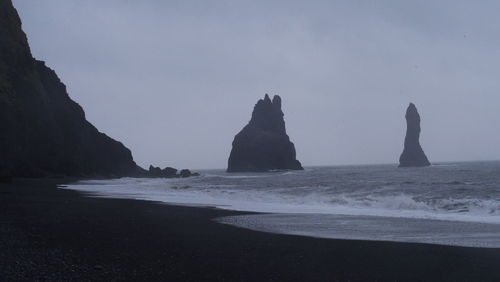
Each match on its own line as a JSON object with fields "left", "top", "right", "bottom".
{"left": 227, "top": 94, "right": 303, "bottom": 172}
{"left": 399, "top": 103, "right": 431, "bottom": 167}
{"left": 0, "top": 0, "right": 141, "bottom": 177}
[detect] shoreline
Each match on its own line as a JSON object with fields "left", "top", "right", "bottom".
{"left": 216, "top": 214, "right": 500, "bottom": 250}
{"left": 1, "top": 178, "right": 499, "bottom": 281}
{"left": 65, "top": 179, "right": 500, "bottom": 249}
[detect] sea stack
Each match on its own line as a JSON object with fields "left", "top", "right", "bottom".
{"left": 399, "top": 103, "right": 431, "bottom": 167}
{"left": 227, "top": 94, "right": 303, "bottom": 172}
{"left": 0, "top": 0, "right": 141, "bottom": 177}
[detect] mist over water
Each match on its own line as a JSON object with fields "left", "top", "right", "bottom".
{"left": 65, "top": 161, "right": 500, "bottom": 248}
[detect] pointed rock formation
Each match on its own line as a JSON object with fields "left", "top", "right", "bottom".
{"left": 399, "top": 103, "right": 431, "bottom": 167}
{"left": 0, "top": 0, "right": 141, "bottom": 177}
{"left": 227, "top": 94, "right": 303, "bottom": 172}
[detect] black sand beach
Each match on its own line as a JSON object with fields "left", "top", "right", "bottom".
{"left": 1, "top": 179, "right": 499, "bottom": 282}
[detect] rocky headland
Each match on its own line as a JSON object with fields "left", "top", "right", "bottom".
{"left": 0, "top": 0, "right": 196, "bottom": 179}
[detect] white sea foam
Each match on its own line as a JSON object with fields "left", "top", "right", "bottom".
{"left": 63, "top": 177, "right": 500, "bottom": 225}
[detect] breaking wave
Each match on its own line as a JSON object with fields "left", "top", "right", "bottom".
{"left": 64, "top": 162, "right": 500, "bottom": 225}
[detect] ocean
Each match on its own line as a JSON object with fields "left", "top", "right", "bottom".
{"left": 63, "top": 161, "right": 500, "bottom": 248}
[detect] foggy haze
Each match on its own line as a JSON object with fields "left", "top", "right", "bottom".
{"left": 13, "top": 0, "right": 500, "bottom": 169}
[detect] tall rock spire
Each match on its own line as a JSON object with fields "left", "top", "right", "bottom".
{"left": 399, "top": 103, "right": 431, "bottom": 167}
{"left": 227, "top": 94, "right": 303, "bottom": 172}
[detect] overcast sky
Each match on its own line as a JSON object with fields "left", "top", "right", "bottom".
{"left": 12, "top": 0, "right": 500, "bottom": 169}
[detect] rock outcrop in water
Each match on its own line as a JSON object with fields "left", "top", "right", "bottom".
{"left": 148, "top": 166, "right": 178, "bottom": 178}
{"left": 399, "top": 103, "right": 431, "bottom": 167}
{"left": 148, "top": 166, "right": 199, "bottom": 178}
{"left": 227, "top": 94, "right": 303, "bottom": 172}
{"left": 0, "top": 0, "right": 142, "bottom": 177}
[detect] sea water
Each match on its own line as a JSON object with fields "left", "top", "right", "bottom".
{"left": 63, "top": 161, "right": 500, "bottom": 248}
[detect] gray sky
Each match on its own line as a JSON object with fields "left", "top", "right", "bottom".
{"left": 13, "top": 0, "right": 500, "bottom": 169}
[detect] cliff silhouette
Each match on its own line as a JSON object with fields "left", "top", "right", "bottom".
{"left": 0, "top": 0, "right": 141, "bottom": 178}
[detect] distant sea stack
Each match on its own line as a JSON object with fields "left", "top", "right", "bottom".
{"left": 0, "top": 0, "right": 141, "bottom": 177}
{"left": 399, "top": 103, "right": 431, "bottom": 167}
{"left": 227, "top": 94, "right": 303, "bottom": 172}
